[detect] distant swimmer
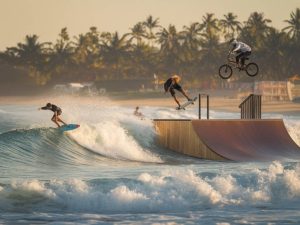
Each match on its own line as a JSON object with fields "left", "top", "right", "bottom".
{"left": 134, "top": 106, "right": 144, "bottom": 119}
{"left": 164, "top": 75, "right": 193, "bottom": 109}
{"left": 39, "top": 103, "right": 67, "bottom": 127}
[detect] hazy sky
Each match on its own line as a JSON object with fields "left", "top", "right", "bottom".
{"left": 0, "top": 0, "right": 299, "bottom": 50}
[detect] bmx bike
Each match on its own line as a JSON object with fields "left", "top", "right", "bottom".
{"left": 218, "top": 53, "right": 259, "bottom": 79}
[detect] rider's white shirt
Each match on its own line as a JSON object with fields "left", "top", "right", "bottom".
{"left": 233, "top": 42, "right": 251, "bottom": 52}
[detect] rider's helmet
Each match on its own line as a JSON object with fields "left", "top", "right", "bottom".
{"left": 229, "top": 38, "right": 238, "bottom": 47}
{"left": 46, "top": 103, "right": 52, "bottom": 108}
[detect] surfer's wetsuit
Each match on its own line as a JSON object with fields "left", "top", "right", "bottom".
{"left": 41, "top": 104, "right": 62, "bottom": 115}
{"left": 40, "top": 103, "right": 66, "bottom": 127}
{"left": 164, "top": 78, "right": 183, "bottom": 96}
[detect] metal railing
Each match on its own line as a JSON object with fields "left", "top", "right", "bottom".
{"left": 239, "top": 94, "right": 261, "bottom": 119}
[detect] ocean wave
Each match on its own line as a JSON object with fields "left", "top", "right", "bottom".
{"left": 1, "top": 161, "right": 300, "bottom": 214}
{"left": 0, "top": 128, "right": 91, "bottom": 168}
{"left": 0, "top": 118, "right": 162, "bottom": 167}
{"left": 68, "top": 120, "right": 162, "bottom": 163}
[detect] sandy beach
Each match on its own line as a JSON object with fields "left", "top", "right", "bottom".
{"left": 0, "top": 95, "right": 300, "bottom": 115}
{"left": 114, "top": 97, "right": 300, "bottom": 114}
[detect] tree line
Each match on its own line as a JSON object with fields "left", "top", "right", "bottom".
{"left": 0, "top": 8, "right": 299, "bottom": 87}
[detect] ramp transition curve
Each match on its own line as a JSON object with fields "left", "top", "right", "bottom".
{"left": 154, "top": 119, "right": 300, "bottom": 161}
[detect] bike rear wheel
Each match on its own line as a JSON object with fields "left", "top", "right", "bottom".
{"left": 219, "top": 64, "right": 233, "bottom": 79}
{"left": 246, "top": 62, "right": 259, "bottom": 77}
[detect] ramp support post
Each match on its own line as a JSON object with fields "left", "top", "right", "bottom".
{"left": 199, "top": 94, "right": 209, "bottom": 119}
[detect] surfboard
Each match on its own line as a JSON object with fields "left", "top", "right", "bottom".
{"left": 59, "top": 124, "right": 80, "bottom": 131}
{"left": 176, "top": 97, "right": 197, "bottom": 110}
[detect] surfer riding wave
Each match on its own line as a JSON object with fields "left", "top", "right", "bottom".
{"left": 39, "top": 103, "right": 67, "bottom": 127}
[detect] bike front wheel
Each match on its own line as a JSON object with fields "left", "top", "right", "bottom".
{"left": 219, "top": 64, "right": 233, "bottom": 79}
{"left": 246, "top": 62, "right": 259, "bottom": 77}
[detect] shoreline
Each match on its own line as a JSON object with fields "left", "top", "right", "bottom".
{"left": 0, "top": 95, "right": 300, "bottom": 115}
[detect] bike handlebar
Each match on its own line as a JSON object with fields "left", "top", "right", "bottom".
{"left": 227, "top": 51, "right": 233, "bottom": 57}
{"left": 226, "top": 51, "right": 237, "bottom": 64}
{"left": 227, "top": 51, "right": 234, "bottom": 60}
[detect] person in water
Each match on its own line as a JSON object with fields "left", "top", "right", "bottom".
{"left": 164, "top": 75, "right": 192, "bottom": 108}
{"left": 134, "top": 106, "right": 144, "bottom": 119}
{"left": 39, "top": 103, "right": 67, "bottom": 127}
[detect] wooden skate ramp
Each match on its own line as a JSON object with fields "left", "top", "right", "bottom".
{"left": 192, "top": 119, "right": 300, "bottom": 161}
{"left": 154, "top": 119, "right": 300, "bottom": 161}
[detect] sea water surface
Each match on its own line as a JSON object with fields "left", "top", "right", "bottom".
{"left": 0, "top": 97, "right": 300, "bottom": 224}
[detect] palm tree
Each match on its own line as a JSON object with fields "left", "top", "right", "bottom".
{"left": 128, "top": 22, "right": 147, "bottom": 46}
{"left": 6, "top": 34, "right": 47, "bottom": 66}
{"left": 72, "top": 34, "right": 89, "bottom": 65}
{"left": 182, "top": 22, "right": 202, "bottom": 50}
{"left": 143, "top": 15, "right": 160, "bottom": 46}
{"left": 219, "top": 13, "right": 241, "bottom": 41}
{"left": 100, "top": 32, "right": 130, "bottom": 78}
{"left": 49, "top": 28, "right": 74, "bottom": 73}
{"left": 181, "top": 22, "right": 203, "bottom": 65}
{"left": 129, "top": 43, "right": 158, "bottom": 78}
{"left": 198, "top": 13, "right": 222, "bottom": 75}
{"left": 84, "top": 27, "right": 102, "bottom": 68}
{"left": 5, "top": 35, "right": 52, "bottom": 85}
{"left": 85, "top": 27, "right": 101, "bottom": 54}
{"left": 260, "top": 28, "right": 289, "bottom": 79}
{"left": 200, "top": 13, "right": 220, "bottom": 38}
{"left": 199, "top": 33, "right": 222, "bottom": 76}
{"left": 283, "top": 8, "right": 300, "bottom": 41}
{"left": 282, "top": 9, "right": 300, "bottom": 76}
{"left": 240, "top": 12, "right": 271, "bottom": 49}
{"left": 156, "top": 25, "right": 182, "bottom": 53}
{"left": 156, "top": 25, "right": 184, "bottom": 73}
{"left": 55, "top": 28, "right": 73, "bottom": 56}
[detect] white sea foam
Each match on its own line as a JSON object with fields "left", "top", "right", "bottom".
{"left": 138, "top": 173, "right": 167, "bottom": 186}
{"left": 2, "top": 161, "right": 300, "bottom": 214}
{"left": 69, "top": 121, "right": 161, "bottom": 162}
{"left": 54, "top": 101, "right": 162, "bottom": 162}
